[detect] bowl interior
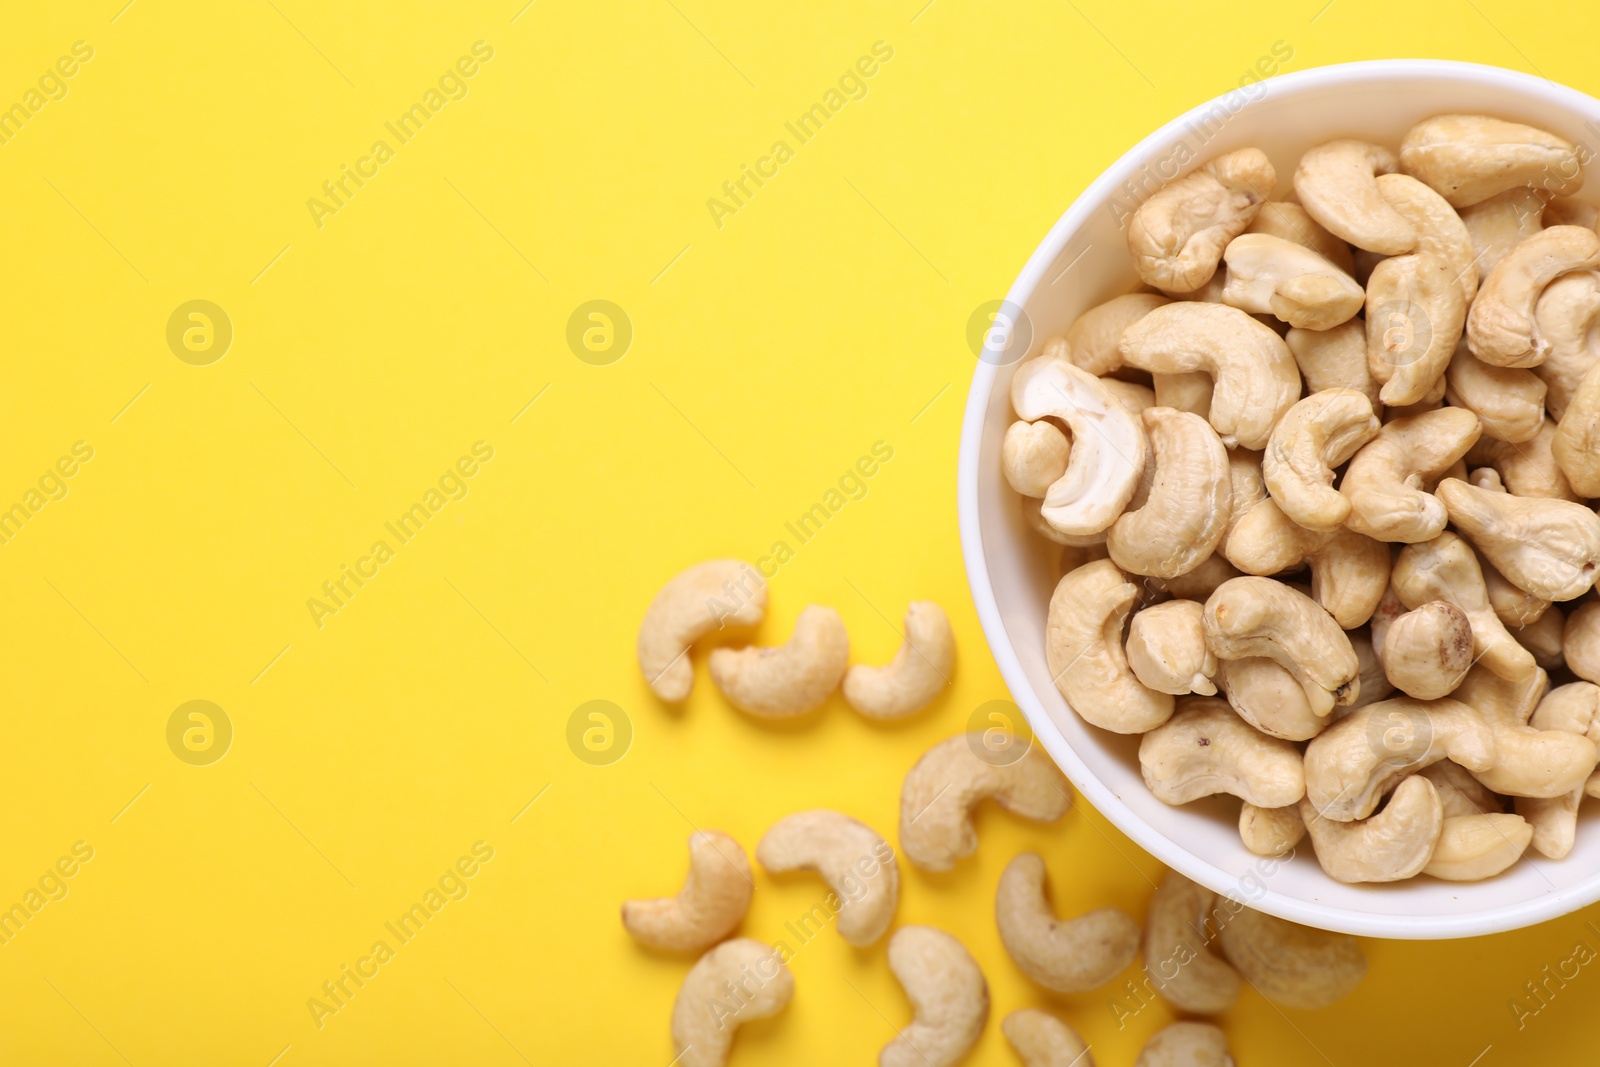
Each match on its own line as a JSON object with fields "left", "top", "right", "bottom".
{"left": 961, "top": 60, "right": 1600, "bottom": 938}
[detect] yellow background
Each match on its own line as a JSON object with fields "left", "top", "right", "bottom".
{"left": 3, "top": 1, "right": 1599, "bottom": 1063}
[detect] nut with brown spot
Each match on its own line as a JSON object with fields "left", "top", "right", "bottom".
{"left": 1400, "top": 114, "right": 1583, "bottom": 208}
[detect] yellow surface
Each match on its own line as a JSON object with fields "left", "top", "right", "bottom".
{"left": 4, "top": 1, "right": 1600, "bottom": 1063}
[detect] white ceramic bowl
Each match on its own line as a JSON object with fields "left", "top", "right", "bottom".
{"left": 959, "top": 59, "right": 1600, "bottom": 939}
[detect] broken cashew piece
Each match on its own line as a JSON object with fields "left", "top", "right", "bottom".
{"left": 1295, "top": 139, "right": 1416, "bottom": 254}
{"left": 1392, "top": 532, "right": 1536, "bottom": 681}
{"left": 1380, "top": 601, "right": 1474, "bottom": 700}
{"left": 671, "top": 939, "right": 793, "bottom": 1067}
{"left": 1128, "top": 599, "right": 1218, "bottom": 696}
{"left": 1423, "top": 813, "right": 1532, "bottom": 880}
{"left": 1400, "top": 114, "right": 1582, "bottom": 208}
{"left": 1533, "top": 271, "right": 1600, "bottom": 419}
{"left": 622, "top": 830, "right": 753, "bottom": 953}
{"left": 1002, "top": 420, "right": 1071, "bottom": 498}
{"left": 881, "top": 926, "right": 988, "bottom": 1067}
{"left": 1221, "top": 232, "right": 1365, "bottom": 329}
{"left": 1128, "top": 147, "right": 1275, "bottom": 292}
{"left": 1376, "top": 171, "right": 1479, "bottom": 302}
{"left": 1553, "top": 360, "right": 1600, "bottom": 496}
{"left": 1303, "top": 698, "right": 1494, "bottom": 821}
{"left": 755, "top": 811, "right": 898, "bottom": 946}
{"left": 639, "top": 560, "right": 767, "bottom": 701}
{"left": 1139, "top": 696, "right": 1305, "bottom": 807}
{"left": 1216, "top": 907, "right": 1367, "bottom": 1009}
{"left": 1436, "top": 477, "right": 1600, "bottom": 602}
{"left": 1262, "top": 388, "right": 1380, "bottom": 531}
{"left": 1142, "top": 869, "right": 1241, "bottom": 1014}
{"left": 1287, "top": 320, "right": 1382, "bottom": 407}
{"left": 1061, "top": 292, "right": 1171, "bottom": 376}
{"left": 1444, "top": 344, "right": 1547, "bottom": 443}
{"left": 1300, "top": 774, "right": 1444, "bottom": 883}
{"left": 995, "top": 852, "right": 1140, "bottom": 993}
{"left": 1239, "top": 802, "right": 1306, "bottom": 856}
{"left": 1341, "top": 407, "right": 1481, "bottom": 543}
{"left": 1107, "top": 407, "right": 1232, "bottom": 578}
{"left": 1204, "top": 577, "right": 1359, "bottom": 715}
{"left": 1365, "top": 253, "right": 1468, "bottom": 406}
{"left": 708, "top": 605, "right": 849, "bottom": 717}
{"left": 898, "top": 734, "right": 1070, "bottom": 872}
{"left": 1001, "top": 1010, "right": 1094, "bottom": 1067}
{"left": 1468, "top": 226, "right": 1600, "bottom": 368}
{"left": 1047, "top": 560, "right": 1174, "bottom": 733}
{"left": 842, "top": 601, "right": 955, "bottom": 720}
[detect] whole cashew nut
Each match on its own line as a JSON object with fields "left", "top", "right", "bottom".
{"left": 1107, "top": 407, "right": 1232, "bottom": 578}
{"left": 1248, "top": 200, "right": 1357, "bottom": 273}
{"left": 995, "top": 852, "right": 1140, "bottom": 993}
{"left": 1223, "top": 496, "right": 1335, "bottom": 576}
{"left": 1533, "top": 271, "right": 1600, "bottom": 419}
{"left": 1239, "top": 802, "right": 1307, "bottom": 856}
{"left": 1262, "top": 388, "right": 1381, "bottom": 531}
{"left": 639, "top": 560, "right": 767, "bottom": 701}
{"left": 622, "top": 830, "right": 753, "bottom": 953}
{"left": 898, "top": 735, "right": 1071, "bottom": 872}
{"left": 671, "top": 939, "right": 793, "bottom": 1067}
{"left": 1565, "top": 601, "right": 1600, "bottom": 684}
{"left": 1287, "top": 319, "right": 1382, "bottom": 407}
{"left": 1422, "top": 813, "right": 1533, "bottom": 880}
{"left": 1299, "top": 774, "right": 1444, "bottom": 883}
{"left": 1435, "top": 477, "right": 1600, "bottom": 602}
{"left": 1392, "top": 532, "right": 1536, "bottom": 681}
{"left": 1365, "top": 253, "right": 1468, "bottom": 406}
{"left": 1119, "top": 301, "right": 1303, "bottom": 450}
{"left": 842, "top": 601, "right": 955, "bottom": 720}
{"left": 1139, "top": 696, "right": 1306, "bottom": 807}
{"left": 881, "top": 926, "right": 988, "bottom": 1067}
{"left": 1553, "top": 361, "right": 1600, "bottom": 496}
{"left": 1466, "top": 420, "right": 1582, "bottom": 500}
{"left": 1444, "top": 344, "right": 1547, "bottom": 443}
{"left": 1204, "top": 577, "right": 1359, "bottom": 714}
{"left": 1400, "top": 114, "right": 1582, "bottom": 208}
{"left": 1379, "top": 601, "right": 1474, "bottom": 700}
{"left": 1514, "top": 683, "right": 1600, "bottom": 858}
{"left": 1454, "top": 664, "right": 1599, "bottom": 798}
{"left": 1128, "top": 147, "right": 1276, "bottom": 292}
{"left": 1135, "top": 1022, "right": 1233, "bottom": 1067}
{"left": 1341, "top": 407, "right": 1482, "bottom": 543}
{"left": 1295, "top": 139, "right": 1416, "bottom": 254}
{"left": 1468, "top": 226, "right": 1600, "bottom": 368}
{"left": 1221, "top": 232, "right": 1365, "bottom": 329}
{"left": 1218, "top": 657, "right": 1326, "bottom": 741}
{"left": 1047, "top": 560, "right": 1175, "bottom": 733}
{"left": 1061, "top": 292, "right": 1172, "bottom": 375}
{"left": 1216, "top": 907, "right": 1367, "bottom": 1009}
{"left": 755, "top": 810, "right": 898, "bottom": 946}
{"left": 1002, "top": 420, "right": 1071, "bottom": 497}
{"left": 1002, "top": 1010, "right": 1094, "bottom": 1067}
{"left": 1376, "top": 171, "right": 1479, "bottom": 303}
{"left": 709, "top": 605, "right": 850, "bottom": 717}
{"left": 1128, "top": 599, "right": 1219, "bottom": 696}
{"left": 1461, "top": 187, "right": 1547, "bottom": 277}
{"left": 1142, "top": 869, "right": 1241, "bottom": 1014}
{"left": 1308, "top": 528, "right": 1392, "bottom": 629}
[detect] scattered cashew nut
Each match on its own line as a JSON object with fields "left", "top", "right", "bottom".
{"left": 639, "top": 560, "right": 767, "bottom": 701}
{"left": 996, "top": 852, "right": 1140, "bottom": 992}
{"left": 1216, "top": 906, "right": 1367, "bottom": 1009}
{"left": 1136, "top": 1022, "right": 1234, "bottom": 1067}
{"left": 755, "top": 810, "right": 898, "bottom": 946}
{"left": 1142, "top": 868, "right": 1241, "bottom": 1014}
{"left": 671, "top": 939, "right": 793, "bottom": 1067}
{"left": 842, "top": 601, "right": 955, "bottom": 720}
{"left": 709, "top": 605, "right": 850, "bottom": 717}
{"left": 1002, "top": 1010, "right": 1095, "bottom": 1067}
{"left": 623, "top": 830, "right": 753, "bottom": 953}
{"left": 881, "top": 926, "right": 988, "bottom": 1067}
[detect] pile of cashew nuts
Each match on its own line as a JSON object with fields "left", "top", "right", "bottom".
{"left": 1007, "top": 113, "right": 1600, "bottom": 887}
{"left": 630, "top": 561, "right": 1372, "bottom": 1065}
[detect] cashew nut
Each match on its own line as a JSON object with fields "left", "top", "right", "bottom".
{"left": 898, "top": 734, "right": 1070, "bottom": 872}
{"left": 1533, "top": 271, "right": 1600, "bottom": 419}
{"left": 622, "top": 830, "right": 753, "bottom": 953}
{"left": 995, "top": 852, "right": 1140, "bottom": 992}
{"left": 1119, "top": 301, "right": 1302, "bottom": 450}
{"left": 1104, "top": 377, "right": 1159, "bottom": 416}
{"left": 1341, "top": 407, "right": 1482, "bottom": 542}
{"left": 1239, "top": 802, "right": 1306, "bottom": 856}
{"left": 843, "top": 601, "right": 955, "bottom": 720}
{"left": 1062, "top": 293, "right": 1172, "bottom": 375}
{"left": 1300, "top": 774, "right": 1444, "bottom": 882}
{"left": 1263, "top": 388, "right": 1380, "bottom": 530}
{"left": 1461, "top": 187, "right": 1546, "bottom": 278}
{"left": 1001, "top": 1010, "right": 1094, "bottom": 1067}
{"left": 1047, "top": 560, "right": 1174, "bottom": 733}
{"left": 1515, "top": 606, "right": 1566, "bottom": 670}
{"left": 1154, "top": 552, "right": 1242, "bottom": 602}
{"left": 1376, "top": 172, "right": 1479, "bottom": 302}
{"left": 1152, "top": 371, "right": 1214, "bottom": 419}
{"left": 1128, "top": 599, "right": 1218, "bottom": 696}
{"left": 1365, "top": 253, "right": 1468, "bottom": 406}
{"left": 1024, "top": 497, "right": 1109, "bottom": 548}
{"left": 1142, "top": 869, "right": 1241, "bottom": 1014}
{"left": 1468, "top": 226, "right": 1600, "bottom": 367}
{"left": 1139, "top": 696, "right": 1305, "bottom": 807}
{"left": 1379, "top": 601, "right": 1474, "bottom": 700}
{"left": 1423, "top": 813, "right": 1532, "bottom": 880}
{"left": 1435, "top": 477, "right": 1600, "bottom": 602}
{"left": 1221, "top": 232, "right": 1365, "bottom": 329}
{"left": 1400, "top": 114, "right": 1582, "bottom": 208}
{"left": 1012, "top": 355, "right": 1150, "bottom": 535}
{"left": 1128, "top": 148, "right": 1276, "bottom": 292}
{"left": 1295, "top": 139, "right": 1416, "bottom": 254}
{"left": 1444, "top": 344, "right": 1547, "bottom": 443}
{"left": 755, "top": 811, "right": 898, "bottom": 946}
{"left": 1248, "top": 200, "right": 1357, "bottom": 273}
{"left": 1553, "top": 361, "right": 1600, "bottom": 496}
{"left": 1135, "top": 1022, "right": 1233, "bottom": 1067}
{"left": 639, "top": 560, "right": 767, "bottom": 701}
{"left": 1565, "top": 600, "right": 1600, "bottom": 684}
{"left": 1392, "top": 532, "right": 1536, "bottom": 680}
{"left": 1218, "top": 657, "right": 1325, "bottom": 741}
{"left": 1303, "top": 698, "right": 1494, "bottom": 820}
{"left": 1286, "top": 319, "right": 1382, "bottom": 407}
{"left": 708, "top": 605, "right": 849, "bottom": 717}
{"left": 1419, "top": 758, "right": 1501, "bottom": 817}
{"left": 1223, "top": 496, "right": 1335, "bottom": 575}
{"left": 1204, "top": 577, "right": 1359, "bottom": 714}
{"left": 1308, "top": 528, "right": 1391, "bottom": 629}
{"left": 1514, "top": 683, "right": 1600, "bottom": 858}
{"left": 1466, "top": 420, "right": 1582, "bottom": 500}
{"left": 1454, "top": 664, "right": 1599, "bottom": 798}
{"left": 881, "top": 926, "right": 988, "bottom": 1067}
{"left": 1003, "top": 420, "right": 1071, "bottom": 497}
{"left": 671, "top": 939, "right": 793, "bottom": 1067}
{"left": 1107, "top": 407, "right": 1231, "bottom": 578}
{"left": 1216, "top": 907, "right": 1367, "bottom": 1009}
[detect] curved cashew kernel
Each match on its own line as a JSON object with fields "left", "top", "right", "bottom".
{"left": 1444, "top": 345, "right": 1547, "bottom": 443}
{"left": 708, "top": 605, "right": 849, "bottom": 717}
{"left": 1565, "top": 601, "right": 1600, "bottom": 684}
{"left": 1287, "top": 320, "right": 1382, "bottom": 407}
{"left": 995, "top": 852, "right": 1140, "bottom": 993}
{"left": 1423, "top": 813, "right": 1532, "bottom": 880}
{"left": 1349, "top": 629, "right": 1396, "bottom": 710}
{"left": 843, "top": 601, "right": 954, "bottom": 720}
{"left": 1218, "top": 657, "right": 1325, "bottom": 741}
{"left": 1513, "top": 683, "right": 1600, "bottom": 857}
{"left": 1295, "top": 139, "right": 1416, "bottom": 254}
{"left": 1451, "top": 662, "right": 1545, "bottom": 725}
{"left": 1554, "top": 361, "right": 1600, "bottom": 496}
{"left": 1365, "top": 253, "right": 1468, "bottom": 406}
{"left": 1466, "top": 421, "right": 1582, "bottom": 500}
{"left": 881, "top": 926, "right": 988, "bottom": 1067}
{"left": 1128, "top": 599, "right": 1218, "bottom": 696}
{"left": 1400, "top": 114, "right": 1582, "bottom": 208}
{"left": 1155, "top": 553, "right": 1243, "bottom": 602}
{"left": 1221, "top": 233, "right": 1365, "bottom": 330}
{"left": 1263, "top": 389, "right": 1380, "bottom": 530}
{"left": 1142, "top": 869, "right": 1241, "bottom": 1014}
{"left": 1392, "top": 532, "right": 1536, "bottom": 680}
{"left": 1300, "top": 774, "right": 1444, "bottom": 883}
{"left": 755, "top": 811, "right": 898, "bottom": 946}
{"left": 1240, "top": 802, "right": 1307, "bottom": 856}
{"left": 1128, "top": 148, "right": 1275, "bottom": 292}
{"left": 1216, "top": 907, "right": 1367, "bottom": 1009}
{"left": 1062, "top": 293, "right": 1171, "bottom": 376}
{"left": 1225, "top": 499, "right": 1336, "bottom": 576}
{"left": 1139, "top": 696, "right": 1305, "bottom": 807}
{"left": 1419, "top": 759, "right": 1501, "bottom": 817}
{"left": 1221, "top": 449, "right": 1267, "bottom": 550}
{"left": 1303, "top": 698, "right": 1494, "bottom": 820}
{"left": 1436, "top": 478, "right": 1600, "bottom": 602}
{"left": 1468, "top": 226, "right": 1600, "bottom": 368}
{"left": 1248, "top": 200, "right": 1357, "bottom": 273}
{"left": 1341, "top": 407, "right": 1482, "bottom": 543}
{"left": 1047, "top": 560, "right": 1174, "bottom": 733}
{"left": 1002, "top": 420, "right": 1071, "bottom": 497}
{"left": 1012, "top": 356, "right": 1149, "bottom": 535}
{"left": 639, "top": 560, "right": 767, "bottom": 702}
{"left": 1104, "top": 377, "right": 1158, "bottom": 416}
{"left": 1515, "top": 607, "right": 1566, "bottom": 670}
{"left": 1152, "top": 371, "right": 1214, "bottom": 419}
{"left": 1533, "top": 271, "right": 1600, "bottom": 419}
{"left": 1001, "top": 1010, "right": 1094, "bottom": 1067}
{"left": 1135, "top": 1022, "right": 1233, "bottom": 1067}
{"left": 622, "top": 831, "right": 752, "bottom": 952}
{"left": 1309, "top": 528, "right": 1391, "bottom": 629}
{"left": 1119, "top": 302, "right": 1302, "bottom": 450}
{"left": 671, "top": 939, "right": 793, "bottom": 1067}
{"left": 1478, "top": 548, "right": 1554, "bottom": 628}
{"left": 1376, "top": 172, "right": 1479, "bottom": 303}
{"left": 1108, "top": 408, "right": 1231, "bottom": 578}
{"left": 898, "top": 735, "right": 1070, "bottom": 872}
{"left": 1462, "top": 187, "right": 1547, "bottom": 278}
{"left": 1546, "top": 198, "right": 1599, "bottom": 229}
{"left": 1024, "top": 497, "right": 1109, "bottom": 548}
{"left": 1380, "top": 601, "right": 1474, "bottom": 700}
{"left": 1204, "top": 577, "right": 1359, "bottom": 714}
{"left": 1455, "top": 666, "right": 1599, "bottom": 799}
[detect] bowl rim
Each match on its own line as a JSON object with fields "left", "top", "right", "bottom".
{"left": 958, "top": 57, "right": 1600, "bottom": 939}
